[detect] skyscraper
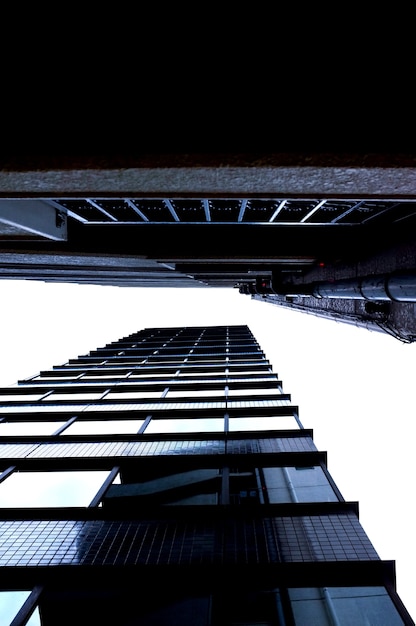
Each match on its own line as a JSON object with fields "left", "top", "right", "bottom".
{"left": 0, "top": 325, "right": 413, "bottom": 625}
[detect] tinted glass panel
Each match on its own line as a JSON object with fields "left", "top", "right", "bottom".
{"left": 144, "top": 418, "right": 224, "bottom": 433}
{"left": 0, "top": 471, "right": 111, "bottom": 507}
{"left": 229, "top": 415, "right": 299, "bottom": 431}
{"left": 0, "top": 421, "right": 66, "bottom": 435}
{"left": 62, "top": 420, "right": 144, "bottom": 435}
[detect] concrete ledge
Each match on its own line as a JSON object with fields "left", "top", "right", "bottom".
{"left": 1, "top": 165, "right": 416, "bottom": 197}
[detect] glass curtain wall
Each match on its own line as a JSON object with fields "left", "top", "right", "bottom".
{"left": 0, "top": 326, "right": 412, "bottom": 625}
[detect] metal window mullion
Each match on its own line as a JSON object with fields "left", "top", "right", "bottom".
{"left": 300, "top": 199, "right": 327, "bottom": 223}
{"left": 88, "top": 466, "right": 120, "bottom": 507}
{"left": 331, "top": 200, "right": 364, "bottom": 223}
{"left": 203, "top": 199, "right": 211, "bottom": 221}
{"left": 125, "top": 199, "right": 149, "bottom": 221}
{"left": 39, "top": 390, "right": 55, "bottom": 400}
{"left": 269, "top": 200, "right": 287, "bottom": 222}
{"left": 138, "top": 414, "right": 152, "bottom": 433}
{"left": 282, "top": 467, "right": 299, "bottom": 503}
{"left": 86, "top": 199, "right": 118, "bottom": 221}
{"left": 237, "top": 199, "right": 248, "bottom": 222}
{"left": 361, "top": 202, "right": 400, "bottom": 224}
{"left": 10, "top": 585, "right": 44, "bottom": 626}
{"left": 221, "top": 466, "right": 230, "bottom": 504}
{"left": 0, "top": 465, "right": 16, "bottom": 484}
{"left": 52, "top": 415, "right": 78, "bottom": 435}
{"left": 164, "top": 199, "right": 180, "bottom": 221}
{"left": 321, "top": 588, "right": 343, "bottom": 626}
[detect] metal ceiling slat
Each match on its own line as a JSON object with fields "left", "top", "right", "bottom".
{"left": 330, "top": 200, "right": 365, "bottom": 223}
{"left": 300, "top": 200, "right": 327, "bottom": 223}
{"left": 273, "top": 200, "right": 316, "bottom": 223}
{"left": 97, "top": 200, "right": 145, "bottom": 222}
{"left": 48, "top": 197, "right": 416, "bottom": 226}
{"left": 242, "top": 200, "right": 277, "bottom": 223}
{"left": 269, "top": 200, "right": 288, "bottom": 222}
{"left": 237, "top": 199, "right": 248, "bottom": 222}
{"left": 203, "top": 199, "right": 211, "bottom": 222}
{"left": 125, "top": 199, "right": 149, "bottom": 221}
{"left": 86, "top": 199, "right": 118, "bottom": 222}
{"left": 164, "top": 199, "right": 180, "bottom": 222}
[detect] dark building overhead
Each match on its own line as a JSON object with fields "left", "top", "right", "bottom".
{"left": 1, "top": 152, "right": 416, "bottom": 341}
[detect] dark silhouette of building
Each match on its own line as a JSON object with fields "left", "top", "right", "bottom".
{"left": 0, "top": 324, "right": 412, "bottom": 624}
{"left": 1, "top": 152, "right": 416, "bottom": 341}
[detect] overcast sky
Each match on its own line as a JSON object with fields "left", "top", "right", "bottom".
{"left": 0, "top": 279, "right": 415, "bottom": 621}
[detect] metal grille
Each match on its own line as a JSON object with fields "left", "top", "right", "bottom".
{"left": 54, "top": 198, "right": 416, "bottom": 226}
{"left": 0, "top": 513, "right": 379, "bottom": 568}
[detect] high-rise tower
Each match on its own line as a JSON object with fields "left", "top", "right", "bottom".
{"left": 0, "top": 325, "right": 413, "bottom": 624}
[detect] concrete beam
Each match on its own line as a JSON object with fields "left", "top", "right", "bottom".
{"left": 0, "top": 200, "right": 67, "bottom": 241}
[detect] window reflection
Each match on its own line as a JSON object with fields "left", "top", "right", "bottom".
{"left": 288, "top": 587, "right": 406, "bottom": 625}
{"left": 228, "top": 415, "right": 299, "bottom": 431}
{"left": 0, "top": 471, "right": 111, "bottom": 507}
{"left": 144, "top": 418, "right": 224, "bottom": 434}
{"left": 0, "top": 394, "right": 45, "bottom": 402}
{"left": 0, "top": 591, "right": 33, "bottom": 624}
{"left": 43, "top": 392, "right": 105, "bottom": 401}
{"left": 227, "top": 387, "right": 282, "bottom": 396}
{"left": 0, "top": 421, "right": 67, "bottom": 435}
{"left": 104, "top": 391, "right": 165, "bottom": 400}
{"left": 166, "top": 389, "right": 225, "bottom": 398}
{"left": 62, "top": 420, "right": 144, "bottom": 435}
{"left": 263, "top": 466, "right": 338, "bottom": 503}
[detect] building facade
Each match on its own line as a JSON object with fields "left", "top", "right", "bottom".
{"left": 0, "top": 325, "right": 413, "bottom": 624}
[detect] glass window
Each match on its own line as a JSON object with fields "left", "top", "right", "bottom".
{"left": 43, "top": 392, "right": 105, "bottom": 401}
{"left": 0, "top": 470, "right": 111, "bottom": 507}
{"left": 263, "top": 466, "right": 338, "bottom": 503}
{"left": 0, "top": 591, "right": 40, "bottom": 625}
{"left": 177, "top": 371, "right": 226, "bottom": 378}
{"left": 288, "top": 587, "right": 406, "bottom": 625}
{"left": 82, "top": 374, "right": 128, "bottom": 380}
{"left": 227, "top": 387, "right": 281, "bottom": 396}
{"left": 228, "top": 376, "right": 278, "bottom": 383}
{"left": 0, "top": 421, "right": 67, "bottom": 435}
{"left": 129, "top": 372, "right": 177, "bottom": 379}
{"left": 173, "top": 377, "right": 227, "bottom": 384}
{"left": 0, "top": 394, "right": 45, "bottom": 402}
{"left": 33, "top": 589, "right": 210, "bottom": 624}
{"left": 228, "top": 369, "right": 272, "bottom": 376}
{"left": 166, "top": 389, "right": 225, "bottom": 398}
{"left": 186, "top": 358, "right": 227, "bottom": 365}
{"left": 144, "top": 418, "right": 224, "bottom": 434}
{"left": 229, "top": 415, "right": 299, "bottom": 431}
{"left": 104, "top": 391, "right": 165, "bottom": 400}
{"left": 105, "top": 469, "right": 220, "bottom": 507}
{"left": 62, "top": 419, "right": 144, "bottom": 435}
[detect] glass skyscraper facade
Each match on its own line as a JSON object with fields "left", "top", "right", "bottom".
{"left": 0, "top": 325, "right": 412, "bottom": 624}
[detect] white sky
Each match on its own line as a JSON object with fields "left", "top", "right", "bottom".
{"left": 0, "top": 279, "right": 415, "bottom": 621}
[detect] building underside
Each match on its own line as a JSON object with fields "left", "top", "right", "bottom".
{"left": 1, "top": 153, "right": 416, "bottom": 342}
